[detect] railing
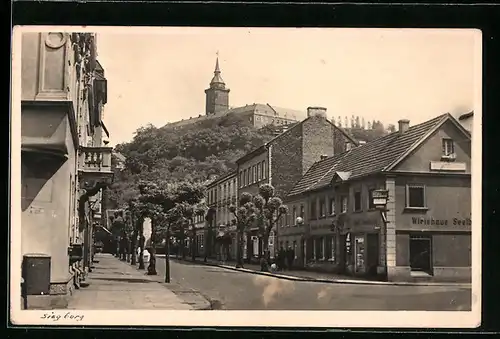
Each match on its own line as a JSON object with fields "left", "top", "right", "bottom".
{"left": 78, "top": 146, "right": 113, "bottom": 174}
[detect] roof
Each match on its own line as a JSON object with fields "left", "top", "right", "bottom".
{"left": 288, "top": 113, "right": 466, "bottom": 197}
{"left": 162, "top": 103, "right": 306, "bottom": 129}
{"left": 206, "top": 170, "right": 237, "bottom": 188}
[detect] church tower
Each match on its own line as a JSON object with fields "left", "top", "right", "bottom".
{"left": 205, "top": 55, "right": 230, "bottom": 115}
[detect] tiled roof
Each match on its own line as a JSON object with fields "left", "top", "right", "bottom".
{"left": 288, "top": 113, "right": 449, "bottom": 196}
{"left": 287, "top": 152, "right": 347, "bottom": 196}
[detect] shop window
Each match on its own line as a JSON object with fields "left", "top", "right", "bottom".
{"left": 310, "top": 200, "right": 317, "bottom": 220}
{"left": 442, "top": 138, "right": 455, "bottom": 157}
{"left": 341, "top": 196, "right": 348, "bottom": 213}
{"left": 329, "top": 198, "right": 335, "bottom": 215}
{"left": 330, "top": 237, "right": 336, "bottom": 262}
{"left": 319, "top": 198, "right": 326, "bottom": 217}
{"left": 406, "top": 184, "right": 426, "bottom": 208}
{"left": 354, "top": 191, "right": 362, "bottom": 212}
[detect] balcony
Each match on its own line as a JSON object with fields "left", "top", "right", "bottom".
{"left": 78, "top": 146, "right": 114, "bottom": 183}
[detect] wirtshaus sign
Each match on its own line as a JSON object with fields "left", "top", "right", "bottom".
{"left": 411, "top": 217, "right": 472, "bottom": 226}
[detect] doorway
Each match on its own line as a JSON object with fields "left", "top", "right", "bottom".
{"left": 409, "top": 235, "right": 432, "bottom": 274}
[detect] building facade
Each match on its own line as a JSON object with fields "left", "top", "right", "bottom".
{"left": 235, "top": 107, "right": 359, "bottom": 262}
{"left": 282, "top": 114, "right": 471, "bottom": 282}
{"left": 205, "top": 171, "right": 238, "bottom": 260}
{"left": 20, "top": 32, "right": 113, "bottom": 308}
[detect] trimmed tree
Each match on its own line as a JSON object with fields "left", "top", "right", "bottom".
{"left": 253, "top": 184, "right": 288, "bottom": 272}
{"left": 229, "top": 192, "right": 258, "bottom": 268}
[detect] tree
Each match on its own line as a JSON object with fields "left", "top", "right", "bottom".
{"left": 229, "top": 193, "right": 258, "bottom": 268}
{"left": 387, "top": 124, "right": 396, "bottom": 133}
{"left": 132, "top": 180, "right": 205, "bottom": 276}
{"left": 253, "top": 184, "right": 288, "bottom": 272}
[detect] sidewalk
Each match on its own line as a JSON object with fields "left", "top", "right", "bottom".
{"left": 67, "top": 253, "right": 199, "bottom": 310}
{"left": 171, "top": 256, "right": 471, "bottom": 287}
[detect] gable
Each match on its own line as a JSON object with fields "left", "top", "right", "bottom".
{"left": 393, "top": 119, "right": 471, "bottom": 174}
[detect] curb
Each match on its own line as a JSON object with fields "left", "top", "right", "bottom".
{"left": 169, "top": 257, "right": 471, "bottom": 288}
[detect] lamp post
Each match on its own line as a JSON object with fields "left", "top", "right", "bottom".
{"left": 372, "top": 189, "right": 389, "bottom": 278}
{"left": 296, "top": 216, "right": 304, "bottom": 265}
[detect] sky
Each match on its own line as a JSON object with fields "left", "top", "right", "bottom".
{"left": 95, "top": 27, "right": 480, "bottom": 146}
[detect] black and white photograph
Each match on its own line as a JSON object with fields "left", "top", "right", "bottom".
{"left": 10, "top": 26, "right": 481, "bottom": 327}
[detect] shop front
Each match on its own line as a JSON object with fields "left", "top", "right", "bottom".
{"left": 393, "top": 216, "right": 472, "bottom": 282}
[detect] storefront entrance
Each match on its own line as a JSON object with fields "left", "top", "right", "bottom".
{"left": 410, "top": 235, "right": 432, "bottom": 274}
{"left": 354, "top": 235, "right": 365, "bottom": 274}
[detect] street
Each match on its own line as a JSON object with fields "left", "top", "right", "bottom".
{"left": 156, "top": 257, "right": 472, "bottom": 311}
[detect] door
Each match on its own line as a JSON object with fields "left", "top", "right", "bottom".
{"left": 410, "top": 236, "right": 432, "bottom": 273}
{"left": 301, "top": 239, "right": 306, "bottom": 266}
{"left": 354, "top": 235, "right": 365, "bottom": 274}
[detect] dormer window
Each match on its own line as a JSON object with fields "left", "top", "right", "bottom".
{"left": 442, "top": 138, "right": 456, "bottom": 160}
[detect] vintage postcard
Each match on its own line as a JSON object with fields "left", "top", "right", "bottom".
{"left": 10, "top": 26, "right": 481, "bottom": 328}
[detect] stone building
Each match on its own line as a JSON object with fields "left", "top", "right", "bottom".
{"left": 163, "top": 57, "right": 306, "bottom": 130}
{"left": 282, "top": 113, "right": 471, "bottom": 282}
{"left": 20, "top": 32, "right": 113, "bottom": 308}
{"left": 235, "top": 106, "right": 359, "bottom": 262}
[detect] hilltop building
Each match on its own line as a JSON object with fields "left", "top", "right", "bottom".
{"left": 163, "top": 57, "right": 306, "bottom": 130}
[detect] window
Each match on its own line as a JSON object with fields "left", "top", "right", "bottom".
{"left": 253, "top": 165, "right": 257, "bottom": 183}
{"left": 247, "top": 169, "right": 251, "bottom": 186}
{"left": 292, "top": 206, "right": 297, "bottom": 224}
{"left": 330, "top": 237, "right": 335, "bottom": 262}
{"left": 354, "top": 191, "right": 362, "bottom": 212}
{"left": 442, "top": 138, "right": 455, "bottom": 156}
{"left": 345, "top": 142, "right": 353, "bottom": 151}
{"left": 329, "top": 198, "right": 335, "bottom": 215}
{"left": 257, "top": 164, "right": 261, "bottom": 181}
{"left": 319, "top": 198, "right": 326, "bottom": 217}
{"left": 310, "top": 200, "right": 317, "bottom": 220}
{"left": 243, "top": 169, "right": 247, "bottom": 186}
{"left": 239, "top": 171, "right": 243, "bottom": 188}
{"left": 341, "top": 196, "right": 348, "bottom": 213}
{"left": 320, "top": 237, "right": 325, "bottom": 260}
{"left": 368, "top": 189, "right": 376, "bottom": 209}
{"left": 293, "top": 241, "right": 298, "bottom": 259}
{"left": 406, "top": 184, "right": 426, "bottom": 208}
{"left": 300, "top": 205, "right": 305, "bottom": 218}
{"left": 262, "top": 161, "right": 266, "bottom": 179}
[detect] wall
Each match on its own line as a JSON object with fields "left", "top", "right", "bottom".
{"left": 271, "top": 124, "right": 303, "bottom": 198}
{"left": 21, "top": 114, "right": 76, "bottom": 284}
{"left": 302, "top": 117, "right": 335, "bottom": 176}
{"left": 394, "top": 120, "right": 471, "bottom": 174}
{"left": 238, "top": 151, "right": 268, "bottom": 197}
{"left": 394, "top": 175, "right": 471, "bottom": 232}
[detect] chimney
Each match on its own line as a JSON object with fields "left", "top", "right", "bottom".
{"left": 320, "top": 154, "right": 328, "bottom": 160}
{"left": 398, "top": 119, "right": 410, "bottom": 134}
{"left": 307, "top": 106, "right": 327, "bottom": 118}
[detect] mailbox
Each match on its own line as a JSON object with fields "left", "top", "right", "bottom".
{"left": 22, "top": 254, "right": 51, "bottom": 296}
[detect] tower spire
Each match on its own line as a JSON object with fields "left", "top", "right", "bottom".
{"left": 210, "top": 51, "right": 225, "bottom": 87}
